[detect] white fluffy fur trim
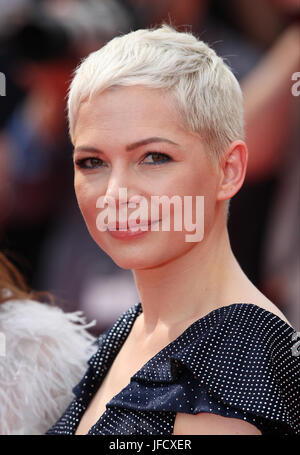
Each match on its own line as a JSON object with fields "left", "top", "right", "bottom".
{"left": 0, "top": 299, "right": 98, "bottom": 434}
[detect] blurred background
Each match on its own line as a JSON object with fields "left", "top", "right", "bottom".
{"left": 0, "top": 0, "right": 299, "bottom": 334}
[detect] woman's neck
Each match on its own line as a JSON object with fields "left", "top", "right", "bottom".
{"left": 133, "top": 222, "right": 245, "bottom": 338}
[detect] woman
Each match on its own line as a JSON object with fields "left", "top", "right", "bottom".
{"left": 0, "top": 252, "right": 97, "bottom": 434}
{"left": 46, "top": 24, "right": 300, "bottom": 435}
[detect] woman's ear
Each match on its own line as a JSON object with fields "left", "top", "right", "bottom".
{"left": 217, "top": 140, "right": 248, "bottom": 201}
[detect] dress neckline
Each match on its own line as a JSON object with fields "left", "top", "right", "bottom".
{"left": 89, "top": 301, "right": 293, "bottom": 382}
{"left": 134, "top": 300, "right": 293, "bottom": 333}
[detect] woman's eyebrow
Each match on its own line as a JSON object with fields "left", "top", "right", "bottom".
{"left": 126, "top": 137, "right": 179, "bottom": 151}
{"left": 73, "top": 137, "right": 179, "bottom": 155}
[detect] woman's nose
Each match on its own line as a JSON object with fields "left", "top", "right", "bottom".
{"left": 104, "top": 183, "right": 124, "bottom": 209}
{"left": 103, "top": 169, "right": 132, "bottom": 209}
{"left": 103, "top": 170, "right": 145, "bottom": 214}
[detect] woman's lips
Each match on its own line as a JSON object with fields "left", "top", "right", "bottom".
{"left": 107, "top": 219, "right": 160, "bottom": 239}
{"left": 107, "top": 220, "right": 159, "bottom": 231}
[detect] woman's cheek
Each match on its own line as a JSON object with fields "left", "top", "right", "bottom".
{"left": 75, "top": 180, "right": 101, "bottom": 229}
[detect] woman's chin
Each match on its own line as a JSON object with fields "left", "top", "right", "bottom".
{"left": 91, "top": 230, "right": 192, "bottom": 271}
{"left": 93, "top": 240, "right": 167, "bottom": 270}
{"left": 105, "top": 253, "right": 163, "bottom": 271}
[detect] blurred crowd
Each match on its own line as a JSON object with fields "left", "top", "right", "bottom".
{"left": 0, "top": 0, "right": 299, "bottom": 333}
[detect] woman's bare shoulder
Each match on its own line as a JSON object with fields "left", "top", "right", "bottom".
{"left": 173, "top": 411, "right": 262, "bottom": 435}
{"left": 241, "top": 286, "right": 293, "bottom": 328}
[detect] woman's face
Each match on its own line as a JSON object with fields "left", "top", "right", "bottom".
{"left": 73, "top": 85, "right": 221, "bottom": 270}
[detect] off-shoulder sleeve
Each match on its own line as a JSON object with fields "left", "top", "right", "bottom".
{"left": 167, "top": 306, "right": 300, "bottom": 434}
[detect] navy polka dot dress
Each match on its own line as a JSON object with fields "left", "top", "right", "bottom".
{"left": 46, "top": 302, "right": 300, "bottom": 435}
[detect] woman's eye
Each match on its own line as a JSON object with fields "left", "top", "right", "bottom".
{"left": 75, "top": 157, "right": 105, "bottom": 169}
{"left": 141, "top": 152, "right": 171, "bottom": 165}
{"left": 75, "top": 152, "right": 171, "bottom": 169}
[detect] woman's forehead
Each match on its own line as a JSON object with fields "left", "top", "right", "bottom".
{"left": 73, "top": 86, "right": 189, "bottom": 143}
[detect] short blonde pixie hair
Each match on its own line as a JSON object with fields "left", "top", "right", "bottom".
{"left": 68, "top": 23, "right": 244, "bottom": 162}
